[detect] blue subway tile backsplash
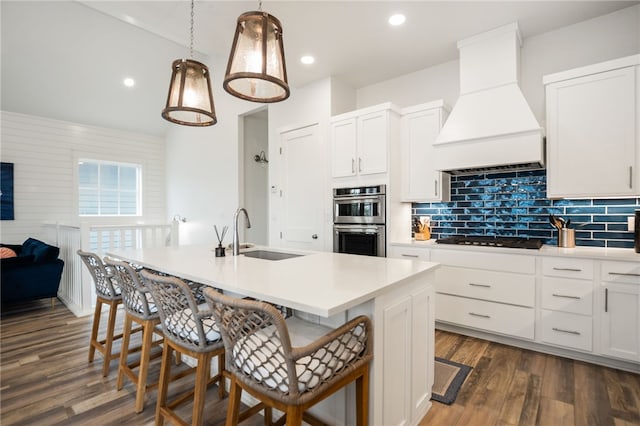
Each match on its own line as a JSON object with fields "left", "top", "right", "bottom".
{"left": 412, "top": 169, "right": 640, "bottom": 249}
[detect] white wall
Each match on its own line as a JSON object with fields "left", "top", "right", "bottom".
{"left": 0, "top": 111, "right": 166, "bottom": 244}
{"left": 357, "top": 4, "right": 640, "bottom": 125}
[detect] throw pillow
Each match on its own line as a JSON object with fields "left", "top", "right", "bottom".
{"left": 0, "top": 247, "right": 17, "bottom": 259}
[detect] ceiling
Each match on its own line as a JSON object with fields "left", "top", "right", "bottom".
{"left": 1, "top": 1, "right": 637, "bottom": 136}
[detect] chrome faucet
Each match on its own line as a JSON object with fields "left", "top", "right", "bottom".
{"left": 232, "top": 207, "right": 251, "bottom": 255}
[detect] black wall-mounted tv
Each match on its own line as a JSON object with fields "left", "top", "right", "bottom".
{"left": 1, "top": 162, "right": 15, "bottom": 220}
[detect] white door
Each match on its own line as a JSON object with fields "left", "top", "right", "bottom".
{"left": 280, "top": 124, "right": 325, "bottom": 251}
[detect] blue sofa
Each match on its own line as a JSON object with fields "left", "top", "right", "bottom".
{"left": 1, "top": 238, "right": 64, "bottom": 305}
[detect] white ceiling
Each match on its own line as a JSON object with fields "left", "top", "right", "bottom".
{"left": 1, "top": 1, "right": 638, "bottom": 136}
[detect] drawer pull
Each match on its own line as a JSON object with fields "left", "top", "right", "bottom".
{"left": 552, "top": 293, "right": 581, "bottom": 300}
{"left": 552, "top": 327, "right": 581, "bottom": 336}
{"left": 469, "top": 283, "right": 491, "bottom": 288}
{"left": 552, "top": 267, "right": 582, "bottom": 272}
{"left": 468, "top": 312, "right": 491, "bottom": 319}
{"left": 401, "top": 254, "right": 419, "bottom": 258}
{"left": 608, "top": 272, "right": 640, "bottom": 277}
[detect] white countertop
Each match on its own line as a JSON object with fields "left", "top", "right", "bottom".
{"left": 108, "top": 245, "right": 439, "bottom": 317}
{"left": 391, "top": 239, "right": 640, "bottom": 262}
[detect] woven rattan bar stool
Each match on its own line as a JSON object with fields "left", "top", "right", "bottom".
{"left": 78, "top": 250, "right": 128, "bottom": 377}
{"left": 139, "top": 270, "right": 229, "bottom": 426}
{"left": 104, "top": 258, "right": 170, "bottom": 413}
{"left": 204, "top": 288, "right": 373, "bottom": 426}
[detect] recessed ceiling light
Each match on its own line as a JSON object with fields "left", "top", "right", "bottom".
{"left": 300, "top": 55, "right": 315, "bottom": 65}
{"left": 123, "top": 77, "right": 135, "bottom": 87}
{"left": 388, "top": 14, "right": 406, "bottom": 26}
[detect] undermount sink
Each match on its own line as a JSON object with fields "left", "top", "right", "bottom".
{"left": 228, "top": 242, "right": 255, "bottom": 251}
{"left": 242, "top": 250, "right": 303, "bottom": 261}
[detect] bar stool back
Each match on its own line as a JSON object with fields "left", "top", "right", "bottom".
{"left": 77, "top": 249, "right": 123, "bottom": 377}
{"left": 204, "top": 288, "right": 373, "bottom": 426}
{"left": 139, "top": 270, "right": 226, "bottom": 426}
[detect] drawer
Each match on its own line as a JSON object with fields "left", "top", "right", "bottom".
{"left": 431, "top": 249, "right": 535, "bottom": 274}
{"left": 540, "top": 309, "right": 593, "bottom": 352}
{"left": 541, "top": 277, "right": 593, "bottom": 315}
{"left": 435, "top": 266, "right": 535, "bottom": 307}
{"left": 436, "top": 293, "right": 535, "bottom": 339}
{"left": 601, "top": 261, "right": 640, "bottom": 285}
{"left": 542, "top": 257, "right": 594, "bottom": 280}
{"left": 388, "top": 245, "right": 429, "bottom": 261}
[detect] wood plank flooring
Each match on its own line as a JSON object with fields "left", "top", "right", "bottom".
{"left": 1, "top": 300, "right": 639, "bottom": 425}
{"left": 0, "top": 300, "right": 262, "bottom": 426}
{"left": 421, "top": 330, "right": 640, "bottom": 426}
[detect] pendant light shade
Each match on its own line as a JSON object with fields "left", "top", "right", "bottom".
{"left": 162, "top": 59, "right": 217, "bottom": 126}
{"left": 224, "top": 11, "right": 290, "bottom": 103}
{"left": 161, "top": 0, "right": 217, "bottom": 127}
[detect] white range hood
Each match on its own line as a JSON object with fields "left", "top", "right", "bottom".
{"left": 433, "top": 22, "right": 545, "bottom": 174}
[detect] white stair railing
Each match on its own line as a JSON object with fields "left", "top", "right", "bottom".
{"left": 44, "top": 222, "right": 178, "bottom": 317}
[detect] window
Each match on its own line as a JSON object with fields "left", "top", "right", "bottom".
{"left": 78, "top": 160, "right": 141, "bottom": 216}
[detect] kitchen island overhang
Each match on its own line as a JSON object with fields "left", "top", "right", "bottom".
{"left": 108, "top": 245, "right": 439, "bottom": 426}
{"left": 108, "top": 245, "right": 438, "bottom": 318}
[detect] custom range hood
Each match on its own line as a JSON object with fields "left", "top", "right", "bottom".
{"left": 433, "top": 22, "right": 544, "bottom": 174}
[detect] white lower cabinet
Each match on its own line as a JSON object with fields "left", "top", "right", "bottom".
{"left": 600, "top": 261, "right": 640, "bottom": 362}
{"left": 387, "top": 245, "right": 430, "bottom": 261}
{"left": 540, "top": 310, "right": 593, "bottom": 352}
{"left": 540, "top": 257, "right": 595, "bottom": 353}
{"left": 378, "top": 269, "right": 435, "bottom": 426}
{"left": 431, "top": 249, "right": 536, "bottom": 340}
{"left": 388, "top": 243, "right": 640, "bottom": 369}
{"left": 437, "top": 293, "right": 535, "bottom": 339}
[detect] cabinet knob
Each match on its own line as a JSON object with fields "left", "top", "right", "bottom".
{"left": 311, "top": 234, "right": 318, "bottom": 239}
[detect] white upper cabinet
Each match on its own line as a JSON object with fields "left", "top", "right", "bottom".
{"left": 331, "top": 117, "right": 358, "bottom": 177}
{"left": 331, "top": 103, "right": 399, "bottom": 178}
{"left": 400, "top": 101, "right": 450, "bottom": 202}
{"left": 544, "top": 55, "right": 640, "bottom": 198}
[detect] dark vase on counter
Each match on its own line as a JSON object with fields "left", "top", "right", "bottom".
{"left": 635, "top": 210, "right": 640, "bottom": 253}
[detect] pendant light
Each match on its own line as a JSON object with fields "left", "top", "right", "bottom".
{"left": 162, "top": 0, "right": 216, "bottom": 126}
{"left": 223, "top": 1, "right": 289, "bottom": 103}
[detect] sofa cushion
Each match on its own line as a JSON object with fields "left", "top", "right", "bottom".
{"left": 1, "top": 254, "right": 36, "bottom": 266}
{"left": 21, "top": 238, "right": 59, "bottom": 263}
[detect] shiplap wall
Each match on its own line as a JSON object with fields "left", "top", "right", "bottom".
{"left": 0, "top": 111, "right": 166, "bottom": 245}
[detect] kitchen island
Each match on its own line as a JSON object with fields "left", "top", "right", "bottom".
{"left": 108, "top": 245, "right": 439, "bottom": 426}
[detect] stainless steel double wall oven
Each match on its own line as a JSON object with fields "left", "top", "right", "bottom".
{"left": 333, "top": 185, "right": 386, "bottom": 257}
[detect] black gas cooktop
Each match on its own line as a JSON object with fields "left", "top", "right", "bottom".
{"left": 435, "top": 235, "right": 544, "bottom": 250}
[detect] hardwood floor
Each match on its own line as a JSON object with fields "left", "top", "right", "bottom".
{"left": 421, "top": 330, "right": 640, "bottom": 426}
{"left": 1, "top": 300, "right": 638, "bottom": 426}
{"left": 0, "top": 300, "right": 262, "bottom": 426}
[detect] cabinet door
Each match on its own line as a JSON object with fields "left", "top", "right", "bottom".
{"left": 411, "top": 288, "right": 434, "bottom": 422}
{"left": 546, "top": 66, "right": 637, "bottom": 198}
{"left": 331, "top": 117, "right": 357, "bottom": 177}
{"left": 387, "top": 245, "right": 429, "bottom": 260}
{"left": 357, "top": 110, "right": 388, "bottom": 175}
{"left": 382, "top": 296, "right": 412, "bottom": 426}
{"left": 401, "top": 108, "right": 449, "bottom": 201}
{"left": 601, "top": 283, "right": 640, "bottom": 362}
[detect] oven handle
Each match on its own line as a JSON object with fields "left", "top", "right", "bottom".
{"left": 333, "top": 195, "right": 384, "bottom": 203}
{"left": 334, "top": 224, "right": 384, "bottom": 233}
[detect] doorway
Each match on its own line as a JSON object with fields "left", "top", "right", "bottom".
{"left": 242, "top": 109, "right": 269, "bottom": 245}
